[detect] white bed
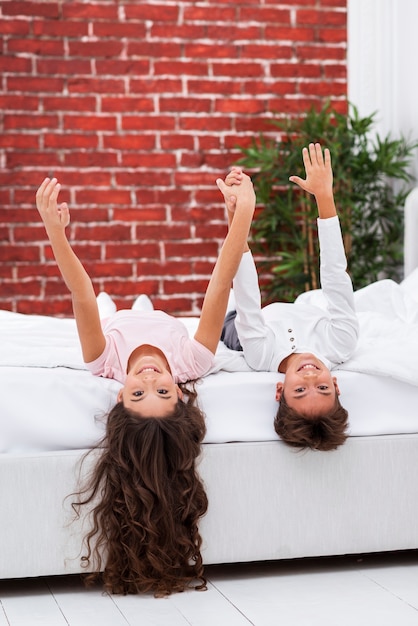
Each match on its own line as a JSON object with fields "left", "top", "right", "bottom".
{"left": 1, "top": 186, "right": 418, "bottom": 580}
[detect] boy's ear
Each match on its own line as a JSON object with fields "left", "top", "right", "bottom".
{"left": 332, "top": 377, "right": 340, "bottom": 396}
{"left": 275, "top": 382, "right": 283, "bottom": 402}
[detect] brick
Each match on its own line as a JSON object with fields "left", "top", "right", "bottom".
{"left": 103, "top": 135, "right": 157, "bottom": 151}
{"left": 2, "top": 2, "right": 60, "bottom": 17}
{"left": 63, "top": 152, "right": 119, "bottom": 168}
{"left": 43, "top": 96, "right": 97, "bottom": 112}
{"left": 63, "top": 3, "right": 118, "bottom": 19}
{"left": 184, "top": 43, "right": 238, "bottom": 59}
{"left": 7, "top": 152, "right": 61, "bottom": 168}
{"left": 37, "top": 59, "right": 92, "bottom": 76}
{"left": 160, "top": 135, "right": 195, "bottom": 151}
{"left": 4, "top": 114, "right": 60, "bottom": 130}
{"left": 97, "top": 60, "right": 150, "bottom": 77}
{"left": 122, "top": 116, "right": 175, "bottom": 132}
{"left": 319, "top": 28, "right": 347, "bottom": 43}
{"left": 0, "top": 244, "right": 40, "bottom": 263}
{"left": 68, "top": 77, "right": 124, "bottom": 94}
{"left": 0, "top": 134, "right": 39, "bottom": 149}
{"left": 16, "top": 299, "right": 73, "bottom": 316}
{"left": 271, "top": 62, "right": 322, "bottom": 78}
{"left": 74, "top": 224, "right": 132, "bottom": 240}
{"left": 105, "top": 242, "right": 160, "bottom": 260}
{"left": 135, "top": 260, "right": 191, "bottom": 276}
{"left": 160, "top": 98, "right": 212, "bottom": 114}
{"left": 0, "top": 19, "right": 30, "bottom": 35}
{"left": 212, "top": 62, "right": 264, "bottom": 78}
{"left": 240, "top": 44, "right": 293, "bottom": 60}
{"left": 0, "top": 95, "right": 39, "bottom": 111}
{"left": 122, "top": 153, "right": 176, "bottom": 168}
{"left": 154, "top": 61, "right": 208, "bottom": 76}
{"left": 163, "top": 279, "right": 209, "bottom": 295}
{"left": 180, "top": 116, "right": 232, "bottom": 131}
{"left": 63, "top": 115, "right": 117, "bottom": 131}
{"left": 0, "top": 56, "right": 31, "bottom": 73}
{"left": 151, "top": 24, "right": 205, "bottom": 39}
{"left": 8, "top": 38, "right": 64, "bottom": 56}
{"left": 164, "top": 241, "right": 219, "bottom": 259}
{"left": 7, "top": 76, "right": 65, "bottom": 92}
{"left": 101, "top": 97, "right": 154, "bottom": 113}
{"left": 215, "top": 99, "right": 266, "bottom": 114}
{"left": 33, "top": 18, "right": 89, "bottom": 38}
{"left": 128, "top": 41, "right": 182, "bottom": 58}
{"left": 93, "top": 22, "right": 146, "bottom": 38}
{"left": 124, "top": 4, "right": 179, "bottom": 21}
{"left": 133, "top": 224, "right": 191, "bottom": 241}
{"left": 68, "top": 39, "right": 123, "bottom": 59}
{"left": 43, "top": 133, "right": 99, "bottom": 149}
{"left": 240, "top": 7, "right": 291, "bottom": 23}
{"left": 74, "top": 190, "right": 132, "bottom": 207}
{"left": 184, "top": 5, "right": 236, "bottom": 21}
{"left": 102, "top": 279, "right": 160, "bottom": 297}
{"left": 129, "top": 78, "right": 182, "bottom": 94}
{"left": 3, "top": 280, "right": 42, "bottom": 296}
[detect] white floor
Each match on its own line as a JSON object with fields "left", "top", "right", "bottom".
{"left": 1, "top": 552, "right": 418, "bottom": 625}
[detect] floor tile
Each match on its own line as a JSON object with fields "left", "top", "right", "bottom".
{"left": 207, "top": 558, "right": 418, "bottom": 626}
{"left": 46, "top": 575, "right": 129, "bottom": 626}
{"left": 0, "top": 578, "right": 68, "bottom": 625}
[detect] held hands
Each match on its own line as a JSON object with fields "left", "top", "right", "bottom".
{"left": 216, "top": 166, "right": 256, "bottom": 215}
{"left": 36, "top": 177, "right": 70, "bottom": 238}
{"left": 289, "top": 143, "right": 333, "bottom": 200}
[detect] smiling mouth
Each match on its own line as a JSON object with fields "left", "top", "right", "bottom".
{"left": 138, "top": 366, "right": 161, "bottom": 374}
{"left": 297, "top": 363, "right": 320, "bottom": 372}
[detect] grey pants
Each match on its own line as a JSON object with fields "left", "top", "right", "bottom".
{"left": 220, "top": 310, "right": 243, "bottom": 351}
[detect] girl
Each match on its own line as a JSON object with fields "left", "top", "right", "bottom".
{"left": 36, "top": 172, "right": 255, "bottom": 596}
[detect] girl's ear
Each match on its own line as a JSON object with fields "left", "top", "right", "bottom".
{"left": 176, "top": 385, "right": 184, "bottom": 400}
{"left": 117, "top": 388, "right": 123, "bottom": 402}
{"left": 275, "top": 382, "right": 284, "bottom": 402}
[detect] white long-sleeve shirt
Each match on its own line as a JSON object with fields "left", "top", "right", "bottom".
{"left": 233, "top": 216, "right": 359, "bottom": 372}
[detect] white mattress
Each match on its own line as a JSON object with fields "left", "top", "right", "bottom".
{"left": 0, "top": 308, "right": 418, "bottom": 452}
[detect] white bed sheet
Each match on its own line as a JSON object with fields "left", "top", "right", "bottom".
{"left": 0, "top": 309, "right": 417, "bottom": 452}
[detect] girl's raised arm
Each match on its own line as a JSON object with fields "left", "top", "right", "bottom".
{"left": 194, "top": 171, "right": 255, "bottom": 354}
{"left": 36, "top": 178, "right": 106, "bottom": 363}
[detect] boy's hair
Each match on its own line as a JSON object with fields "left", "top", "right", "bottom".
{"left": 72, "top": 382, "right": 208, "bottom": 597}
{"left": 274, "top": 393, "right": 349, "bottom": 451}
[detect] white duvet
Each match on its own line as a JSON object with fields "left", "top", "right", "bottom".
{"left": 1, "top": 269, "right": 418, "bottom": 453}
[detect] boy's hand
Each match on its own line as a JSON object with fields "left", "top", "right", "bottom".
{"left": 289, "top": 143, "right": 333, "bottom": 201}
{"left": 36, "top": 177, "right": 70, "bottom": 237}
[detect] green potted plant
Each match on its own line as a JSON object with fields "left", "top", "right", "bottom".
{"left": 238, "top": 102, "right": 418, "bottom": 303}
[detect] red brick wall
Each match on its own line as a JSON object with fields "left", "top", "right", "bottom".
{"left": 0, "top": 0, "right": 347, "bottom": 316}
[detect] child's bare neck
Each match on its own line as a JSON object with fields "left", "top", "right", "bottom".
{"left": 278, "top": 353, "right": 298, "bottom": 373}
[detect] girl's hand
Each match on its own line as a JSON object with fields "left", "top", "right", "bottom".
{"left": 217, "top": 167, "right": 255, "bottom": 216}
{"left": 36, "top": 177, "right": 70, "bottom": 236}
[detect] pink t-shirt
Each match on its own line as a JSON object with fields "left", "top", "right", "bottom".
{"left": 86, "top": 310, "right": 214, "bottom": 384}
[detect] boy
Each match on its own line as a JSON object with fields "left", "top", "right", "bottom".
{"left": 218, "top": 143, "right": 359, "bottom": 451}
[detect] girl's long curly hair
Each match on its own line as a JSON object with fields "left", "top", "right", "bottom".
{"left": 72, "top": 382, "right": 208, "bottom": 597}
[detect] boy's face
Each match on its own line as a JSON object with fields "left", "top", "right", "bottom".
{"left": 275, "top": 353, "right": 340, "bottom": 417}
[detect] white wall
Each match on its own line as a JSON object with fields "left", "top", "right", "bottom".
{"left": 348, "top": 0, "right": 418, "bottom": 180}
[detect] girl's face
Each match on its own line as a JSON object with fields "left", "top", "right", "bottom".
{"left": 118, "top": 346, "right": 183, "bottom": 418}
{"left": 275, "top": 352, "right": 340, "bottom": 417}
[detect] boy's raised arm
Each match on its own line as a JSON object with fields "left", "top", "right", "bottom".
{"left": 289, "top": 143, "right": 337, "bottom": 220}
